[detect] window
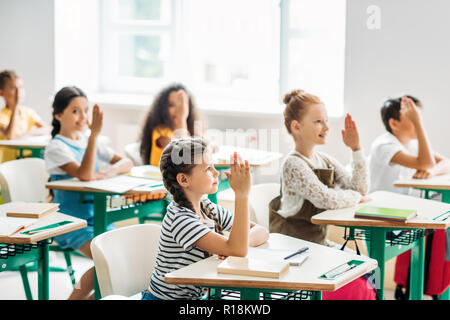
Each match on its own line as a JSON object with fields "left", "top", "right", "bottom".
{"left": 97, "top": 0, "right": 346, "bottom": 115}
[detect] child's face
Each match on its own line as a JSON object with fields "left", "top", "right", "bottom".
{"left": 181, "top": 150, "right": 219, "bottom": 196}
{"left": 55, "top": 96, "right": 89, "bottom": 133}
{"left": 292, "top": 103, "right": 329, "bottom": 145}
{"left": 0, "top": 77, "right": 25, "bottom": 106}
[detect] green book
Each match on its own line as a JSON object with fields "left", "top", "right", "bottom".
{"left": 354, "top": 206, "right": 417, "bottom": 222}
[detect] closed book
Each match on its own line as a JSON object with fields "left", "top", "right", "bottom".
{"left": 354, "top": 205, "right": 417, "bottom": 222}
{"left": 6, "top": 202, "right": 59, "bottom": 219}
{"left": 217, "top": 256, "right": 290, "bottom": 279}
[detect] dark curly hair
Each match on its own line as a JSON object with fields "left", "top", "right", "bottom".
{"left": 139, "top": 83, "right": 201, "bottom": 165}
{"left": 160, "top": 137, "right": 223, "bottom": 237}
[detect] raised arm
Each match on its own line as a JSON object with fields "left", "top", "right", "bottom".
{"left": 194, "top": 152, "right": 251, "bottom": 257}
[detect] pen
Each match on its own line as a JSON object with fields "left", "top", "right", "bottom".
{"left": 324, "top": 263, "right": 357, "bottom": 279}
{"left": 283, "top": 246, "right": 309, "bottom": 260}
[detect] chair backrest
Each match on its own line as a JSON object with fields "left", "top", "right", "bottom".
{"left": 124, "top": 142, "right": 143, "bottom": 166}
{"left": 91, "top": 223, "right": 162, "bottom": 297}
{"left": 0, "top": 158, "right": 49, "bottom": 203}
{"left": 248, "top": 183, "right": 280, "bottom": 229}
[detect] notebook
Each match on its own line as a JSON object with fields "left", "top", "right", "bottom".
{"left": 0, "top": 216, "right": 38, "bottom": 236}
{"left": 354, "top": 205, "right": 417, "bottom": 222}
{"left": 5, "top": 202, "right": 59, "bottom": 219}
{"left": 217, "top": 256, "right": 290, "bottom": 279}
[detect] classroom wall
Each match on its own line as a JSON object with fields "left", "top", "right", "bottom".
{"left": 0, "top": 0, "right": 55, "bottom": 122}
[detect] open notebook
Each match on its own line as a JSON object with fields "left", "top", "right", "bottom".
{"left": 0, "top": 216, "right": 38, "bottom": 236}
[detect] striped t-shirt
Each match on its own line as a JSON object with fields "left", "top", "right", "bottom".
{"left": 149, "top": 197, "right": 234, "bottom": 300}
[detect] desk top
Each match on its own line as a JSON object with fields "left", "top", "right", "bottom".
{"left": 394, "top": 174, "right": 450, "bottom": 190}
{"left": 0, "top": 135, "right": 51, "bottom": 148}
{"left": 311, "top": 191, "right": 450, "bottom": 229}
{"left": 165, "top": 233, "right": 377, "bottom": 292}
{"left": 0, "top": 202, "right": 87, "bottom": 244}
{"left": 46, "top": 174, "right": 166, "bottom": 195}
{"left": 213, "top": 145, "right": 283, "bottom": 168}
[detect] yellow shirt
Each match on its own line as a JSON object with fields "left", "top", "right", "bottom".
{"left": 0, "top": 106, "right": 42, "bottom": 162}
{"left": 150, "top": 126, "right": 173, "bottom": 166}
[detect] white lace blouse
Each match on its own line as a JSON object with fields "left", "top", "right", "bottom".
{"left": 278, "top": 150, "right": 370, "bottom": 218}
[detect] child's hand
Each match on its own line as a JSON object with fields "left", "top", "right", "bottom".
{"left": 412, "top": 169, "right": 432, "bottom": 179}
{"left": 89, "top": 104, "right": 103, "bottom": 137}
{"left": 224, "top": 152, "right": 251, "bottom": 198}
{"left": 401, "top": 97, "right": 421, "bottom": 126}
{"left": 92, "top": 169, "right": 116, "bottom": 180}
{"left": 173, "top": 90, "right": 189, "bottom": 123}
{"left": 359, "top": 195, "right": 371, "bottom": 203}
{"left": 341, "top": 113, "right": 361, "bottom": 151}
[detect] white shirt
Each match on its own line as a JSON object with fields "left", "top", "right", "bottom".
{"left": 278, "top": 150, "right": 369, "bottom": 218}
{"left": 369, "top": 132, "right": 418, "bottom": 195}
{"left": 44, "top": 132, "right": 115, "bottom": 175}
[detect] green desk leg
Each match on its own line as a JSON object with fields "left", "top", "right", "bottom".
{"left": 19, "top": 265, "right": 33, "bottom": 300}
{"left": 409, "top": 235, "right": 425, "bottom": 300}
{"left": 438, "top": 287, "right": 450, "bottom": 300}
{"left": 310, "top": 291, "right": 322, "bottom": 300}
{"left": 37, "top": 241, "right": 50, "bottom": 300}
{"left": 440, "top": 190, "right": 450, "bottom": 203}
{"left": 368, "top": 229, "right": 386, "bottom": 300}
{"left": 93, "top": 194, "right": 108, "bottom": 300}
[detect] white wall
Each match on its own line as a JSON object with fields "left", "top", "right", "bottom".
{"left": 1, "top": 0, "right": 449, "bottom": 184}
{"left": 0, "top": 0, "right": 55, "bottom": 122}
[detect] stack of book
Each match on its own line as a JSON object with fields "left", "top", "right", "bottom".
{"left": 354, "top": 205, "right": 417, "bottom": 222}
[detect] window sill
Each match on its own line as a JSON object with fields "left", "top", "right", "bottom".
{"left": 90, "top": 92, "right": 284, "bottom": 118}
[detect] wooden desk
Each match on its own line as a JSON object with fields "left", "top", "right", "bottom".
{"left": 0, "top": 202, "right": 87, "bottom": 300}
{"left": 0, "top": 135, "right": 50, "bottom": 159}
{"left": 46, "top": 174, "right": 168, "bottom": 300}
{"left": 394, "top": 174, "right": 450, "bottom": 202}
{"left": 311, "top": 191, "right": 450, "bottom": 300}
{"left": 165, "top": 233, "right": 378, "bottom": 300}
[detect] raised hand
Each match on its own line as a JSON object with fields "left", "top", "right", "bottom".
{"left": 174, "top": 90, "right": 189, "bottom": 123}
{"left": 400, "top": 96, "right": 421, "bottom": 126}
{"left": 224, "top": 152, "right": 251, "bottom": 199}
{"left": 341, "top": 113, "right": 361, "bottom": 151}
{"left": 89, "top": 104, "right": 103, "bottom": 137}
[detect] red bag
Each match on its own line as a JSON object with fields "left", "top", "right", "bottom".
{"left": 322, "top": 275, "right": 377, "bottom": 300}
{"left": 394, "top": 230, "right": 450, "bottom": 297}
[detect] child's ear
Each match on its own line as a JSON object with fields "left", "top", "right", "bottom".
{"left": 388, "top": 118, "right": 398, "bottom": 132}
{"left": 290, "top": 120, "right": 300, "bottom": 133}
{"left": 176, "top": 172, "right": 190, "bottom": 188}
{"left": 54, "top": 113, "right": 62, "bottom": 122}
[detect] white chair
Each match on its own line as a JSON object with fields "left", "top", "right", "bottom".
{"left": 0, "top": 158, "right": 76, "bottom": 298}
{"left": 248, "top": 183, "right": 280, "bottom": 229}
{"left": 91, "top": 223, "right": 161, "bottom": 299}
{"left": 218, "top": 182, "right": 280, "bottom": 229}
{"left": 0, "top": 158, "right": 49, "bottom": 203}
{"left": 124, "top": 142, "right": 143, "bottom": 166}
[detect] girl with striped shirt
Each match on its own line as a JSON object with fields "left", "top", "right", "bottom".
{"left": 143, "top": 137, "right": 269, "bottom": 300}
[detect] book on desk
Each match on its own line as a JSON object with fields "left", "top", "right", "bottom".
{"left": 354, "top": 205, "right": 417, "bottom": 222}
{"left": 217, "top": 256, "right": 291, "bottom": 279}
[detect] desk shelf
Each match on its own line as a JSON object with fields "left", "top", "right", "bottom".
{"left": 208, "top": 288, "right": 316, "bottom": 300}
{"left": 343, "top": 227, "right": 426, "bottom": 247}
